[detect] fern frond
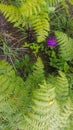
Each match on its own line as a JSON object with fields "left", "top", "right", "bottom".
{"left": 47, "top": 71, "right": 69, "bottom": 103}
{"left": 47, "top": 72, "right": 73, "bottom": 130}
{"left": 31, "top": 11, "right": 50, "bottom": 42}
{"left": 25, "top": 57, "right": 45, "bottom": 89}
{"left": 55, "top": 31, "right": 73, "bottom": 61}
{"left": 46, "top": 0, "right": 62, "bottom": 7}
{"left": 18, "top": 81, "right": 53, "bottom": 130}
{"left": 0, "top": 60, "right": 26, "bottom": 130}
{"left": 0, "top": 57, "right": 45, "bottom": 129}
{"left": 55, "top": 71, "right": 69, "bottom": 102}
{"left": 0, "top": 58, "right": 73, "bottom": 130}
{"left": 67, "top": 73, "right": 73, "bottom": 103}
{"left": 0, "top": 0, "right": 46, "bottom": 27}
{"left": 20, "top": 0, "right": 46, "bottom": 17}
{"left": 0, "top": 1, "right": 50, "bottom": 42}
{"left": 45, "top": 0, "right": 64, "bottom": 13}
{"left": 0, "top": 4, "right": 22, "bottom": 27}
{"left": 18, "top": 80, "right": 73, "bottom": 130}
{"left": 59, "top": 98, "right": 73, "bottom": 130}
{"left": 67, "top": 18, "right": 73, "bottom": 36}
{"left": 69, "top": 0, "right": 73, "bottom": 5}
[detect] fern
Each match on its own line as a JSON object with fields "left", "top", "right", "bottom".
{"left": 46, "top": 0, "right": 62, "bottom": 7}
{"left": 0, "top": 58, "right": 73, "bottom": 130}
{"left": 0, "top": 4, "right": 24, "bottom": 27}
{"left": 20, "top": 81, "right": 72, "bottom": 130}
{"left": 0, "top": 0, "right": 71, "bottom": 42}
{"left": 49, "top": 71, "right": 69, "bottom": 103}
{"left": 69, "top": 0, "right": 73, "bottom": 5}
{"left": 18, "top": 81, "right": 53, "bottom": 130}
{"left": 45, "top": 0, "right": 68, "bottom": 13}
{"left": 30, "top": 11, "right": 50, "bottom": 42}
{"left": 20, "top": 0, "right": 46, "bottom": 17}
{"left": 23, "top": 57, "right": 45, "bottom": 109}
{"left": 0, "top": 0, "right": 50, "bottom": 42}
{"left": 0, "top": 60, "right": 26, "bottom": 130}
{"left": 0, "top": 58, "right": 45, "bottom": 129}
{"left": 55, "top": 31, "right": 73, "bottom": 61}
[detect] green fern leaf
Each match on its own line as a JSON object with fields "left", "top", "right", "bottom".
{"left": 55, "top": 71, "right": 69, "bottom": 102}
{"left": 55, "top": 31, "right": 73, "bottom": 61}
{"left": 0, "top": 58, "right": 73, "bottom": 130}
{"left": 69, "top": 0, "right": 73, "bottom": 5}
{"left": 0, "top": 4, "right": 21, "bottom": 26}
{"left": 0, "top": 60, "right": 26, "bottom": 130}
{"left": 30, "top": 12, "right": 50, "bottom": 42}
{"left": 46, "top": 0, "right": 62, "bottom": 7}
{"left": 0, "top": 1, "right": 50, "bottom": 42}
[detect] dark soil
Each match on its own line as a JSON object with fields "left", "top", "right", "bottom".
{"left": 0, "top": 13, "right": 36, "bottom": 62}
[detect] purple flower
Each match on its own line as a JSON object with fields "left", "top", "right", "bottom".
{"left": 47, "top": 36, "right": 57, "bottom": 47}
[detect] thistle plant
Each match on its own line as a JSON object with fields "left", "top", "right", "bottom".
{"left": 47, "top": 36, "right": 57, "bottom": 47}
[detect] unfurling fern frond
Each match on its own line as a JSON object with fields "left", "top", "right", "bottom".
{"left": 55, "top": 31, "right": 73, "bottom": 61}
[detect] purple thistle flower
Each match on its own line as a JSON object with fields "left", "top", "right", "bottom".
{"left": 47, "top": 36, "right": 57, "bottom": 47}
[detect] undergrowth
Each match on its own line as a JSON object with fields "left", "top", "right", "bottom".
{"left": 0, "top": 0, "right": 73, "bottom": 130}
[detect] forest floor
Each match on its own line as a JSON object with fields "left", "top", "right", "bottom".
{"left": 0, "top": 3, "right": 73, "bottom": 77}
